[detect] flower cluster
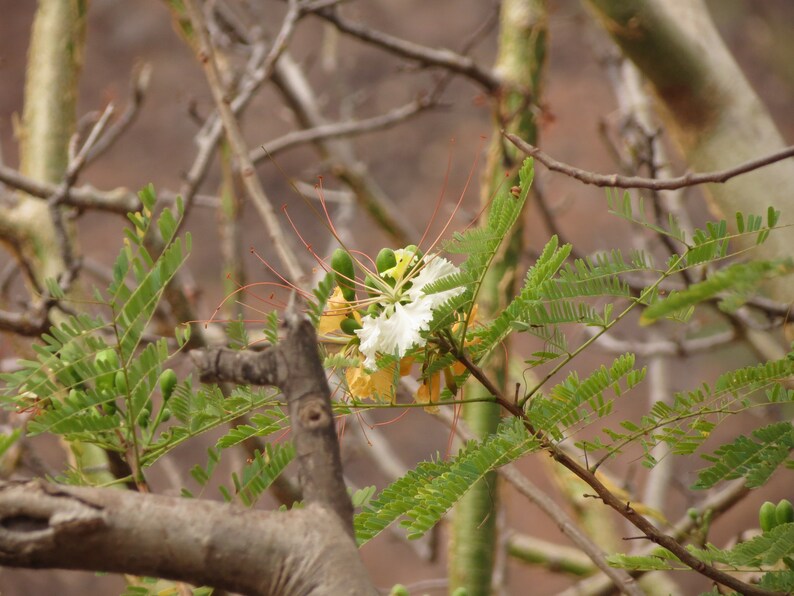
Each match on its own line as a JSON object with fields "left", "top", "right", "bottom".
{"left": 319, "top": 245, "right": 465, "bottom": 405}
{"left": 356, "top": 249, "right": 463, "bottom": 369}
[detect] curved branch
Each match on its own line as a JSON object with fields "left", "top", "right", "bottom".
{"left": 314, "top": 7, "right": 502, "bottom": 92}
{"left": 0, "top": 481, "right": 371, "bottom": 596}
{"left": 0, "top": 163, "right": 139, "bottom": 214}
{"left": 505, "top": 132, "right": 794, "bottom": 191}
{"left": 251, "top": 90, "right": 443, "bottom": 162}
{"left": 191, "top": 312, "right": 353, "bottom": 531}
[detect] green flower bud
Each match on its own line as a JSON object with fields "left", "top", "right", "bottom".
{"left": 376, "top": 248, "right": 397, "bottom": 274}
{"left": 760, "top": 501, "right": 777, "bottom": 532}
{"left": 340, "top": 316, "right": 363, "bottom": 335}
{"left": 331, "top": 248, "right": 356, "bottom": 302}
{"left": 94, "top": 349, "right": 119, "bottom": 390}
{"left": 159, "top": 369, "right": 178, "bottom": 402}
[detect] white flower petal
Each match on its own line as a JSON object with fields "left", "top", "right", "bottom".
{"left": 356, "top": 301, "right": 433, "bottom": 369}
{"left": 356, "top": 315, "right": 384, "bottom": 369}
{"left": 409, "top": 256, "right": 464, "bottom": 307}
{"left": 355, "top": 254, "right": 464, "bottom": 370}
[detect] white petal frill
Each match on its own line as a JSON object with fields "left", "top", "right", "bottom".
{"left": 355, "top": 255, "right": 464, "bottom": 370}
{"left": 357, "top": 300, "right": 433, "bottom": 369}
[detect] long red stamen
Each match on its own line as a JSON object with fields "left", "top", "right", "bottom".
{"left": 461, "top": 170, "right": 511, "bottom": 234}
{"left": 315, "top": 176, "right": 340, "bottom": 240}
{"left": 369, "top": 408, "right": 410, "bottom": 428}
{"left": 354, "top": 410, "right": 372, "bottom": 446}
{"left": 249, "top": 248, "right": 312, "bottom": 299}
{"left": 446, "top": 402, "right": 462, "bottom": 459}
{"left": 426, "top": 135, "right": 489, "bottom": 255}
{"left": 417, "top": 138, "right": 455, "bottom": 249}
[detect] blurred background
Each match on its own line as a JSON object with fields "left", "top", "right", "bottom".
{"left": 0, "top": 1, "right": 792, "bottom": 593}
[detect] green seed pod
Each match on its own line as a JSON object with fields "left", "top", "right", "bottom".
{"left": 776, "top": 499, "right": 794, "bottom": 526}
{"left": 364, "top": 274, "right": 381, "bottom": 298}
{"left": 331, "top": 248, "right": 356, "bottom": 302}
{"left": 161, "top": 407, "right": 172, "bottom": 423}
{"left": 389, "top": 585, "right": 409, "bottom": 596}
{"left": 137, "top": 406, "right": 151, "bottom": 428}
{"left": 760, "top": 501, "right": 777, "bottom": 532}
{"left": 94, "top": 349, "right": 119, "bottom": 390}
{"left": 114, "top": 370, "right": 128, "bottom": 395}
{"left": 340, "top": 316, "right": 363, "bottom": 335}
{"left": 404, "top": 244, "right": 424, "bottom": 261}
{"left": 375, "top": 248, "right": 397, "bottom": 274}
{"left": 159, "top": 368, "right": 178, "bottom": 402}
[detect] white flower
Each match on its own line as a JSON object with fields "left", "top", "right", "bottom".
{"left": 356, "top": 255, "right": 463, "bottom": 369}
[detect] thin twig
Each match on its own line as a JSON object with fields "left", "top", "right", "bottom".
{"left": 271, "top": 52, "right": 420, "bottom": 244}
{"left": 176, "top": 0, "right": 304, "bottom": 223}
{"left": 0, "top": 164, "right": 139, "bottom": 213}
{"left": 48, "top": 103, "right": 116, "bottom": 290}
{"left": 250, "top": 89, "right": 443, "bottom": 162}
{"left": 436, "top": 408, "right": 642, "bottom": 596}
{"left": 314, "top": 7, "right": 502, "bottom": 92}
{"left": 440, "top": 335, "right": 778, "bottom": 595}
{"left": 184, "top": 0, "right": 305, "bottom": 283}
{"left": 83, "top": 63, "right": 152, "bottom": 167}
{"left": 505, "top": 132, "right": 794, "bottom": 191}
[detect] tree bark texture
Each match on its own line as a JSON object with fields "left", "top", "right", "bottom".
{"left": 586, "top": 0, "right": 794, "bottom": 300}
{"left": 0, "top": 481, "right": 372, "bottom": 595}
{"left": 0, "top": 314, "right": 374, "bottom": 594}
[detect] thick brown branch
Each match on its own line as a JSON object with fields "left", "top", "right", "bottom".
{"left": 506, "top": 132, "right": 794, "bottom": 191}
{"left": 189, "top": 344, "right": 287, "bottom": 385}
{"left": 191, "top": 312, "right": 353, "bottom": 533}
{"left": 0, "top": 480, "right": 373, "bottom": 595}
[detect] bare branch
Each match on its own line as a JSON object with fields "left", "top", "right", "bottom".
{"left": 83, "top": 63, "right": 152, "bottom": 167}
{"left": 505, "top": 132, "right": 794, "bottom": 191}
{"left": 0, "top": 480, "right": 372, "bottom": 595}
{"left": 0, "top": 164, "right": 139, "bottom": 214}
{"left": 271, "top": 53, "right": 420, "bottom": 244}
{"left": 191, "top": 312, "right": 353, "bottom": 530}
{"left": 251, "top": 89, "right": 443, "bottom": 162}
{"left": 591, "top": 326, "right": 736, "bottom": 357}
{"left": 314, "top": 7, "right": 502, "bottom": 92}
{"left": 48, "top": 103, "right": 117, "bottom": 288}
{"left": 183, "top": 0, "right": 305, "bottom": 283}
{"left": 0, "top": 306, "right": 50, "bottom": 336}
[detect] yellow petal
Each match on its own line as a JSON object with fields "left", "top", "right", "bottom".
{"left": 345, "top": 364, "right": 396, "bottom": 403}
{"left": 399, "top": 356, "right": 415, "bottom": 376}
{"left": 415, "top": 372, "right": 441, "bottom": 413}
{"left": 318, "top": 287, "right": 351, "bottom": 335}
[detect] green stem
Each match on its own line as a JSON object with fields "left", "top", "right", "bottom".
{"left": 450, "top": 2, "right": 547, "bottom": 594}
{"left": 15, "top": 0, "right": 115, "bottom": 486}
